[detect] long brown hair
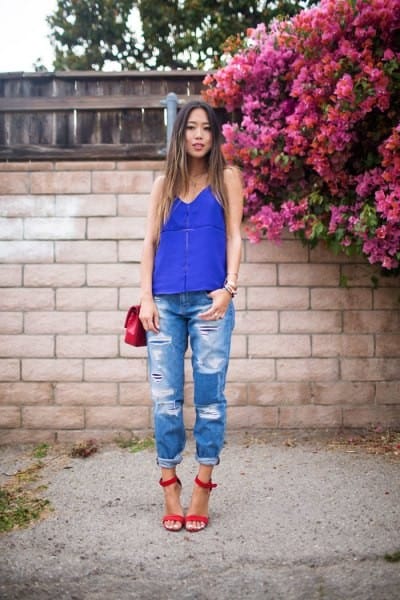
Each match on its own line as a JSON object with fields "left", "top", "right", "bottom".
{"left": 154, "top": 100, "right": 227, "bottom": 242}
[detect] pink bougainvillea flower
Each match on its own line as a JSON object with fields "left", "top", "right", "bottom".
{"left": 204, "top": 0, "right": 400, "bottom": 271}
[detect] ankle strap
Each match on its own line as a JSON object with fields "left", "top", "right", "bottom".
{"left": 159, "top": 476, "right": 181, "bottom": 487}
{"left": 195, "top": 475, "right": 217, "bottom": 490}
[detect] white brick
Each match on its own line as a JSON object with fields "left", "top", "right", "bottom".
{"left": 22, "top": 359, "right": 83, "bottom": 381}
{"left": 235, "top": 311, "right": 278, "bottom": 334}
{"left": 0, "top": 289, "right": 54, "bottom": 311}
{"left": 341, "top": 358, "right": 400, "bottom": 381}
{"left": 0, "top": 406, "right": 21, "bottom": 428}
{"left": 0, "top": 312, "right": 23, "bottom": 334}
{"left": 0, "top": 382, "right": 53, "bottom": 405}
{"left": 87, "top": 263, "right": 140, "bottom": 286}
{"left": 245, "top": 239, "right": 308, "bottom": 263}
{"left": 88, "top": 311, "right": 126, "bottom": 334}
{"left": 311, "top": 288, "right": 372, "bottom": 310}
{"left": 226, "top": 358, "right": 275, "bottom": 382}
{"left": 0, "top": 335, "right": 54, "bottom": 357}
{"left": 56, "top": 241, "right": 117, "bottom": 263}
{"left": 247, "top": 287, "right": 309, "bottom": 310}
{"left": 249, "top": 334, "right": 310, "bottom": 358}
{"left": 280, "top": 311, "right": 342, "bottom": 333}
{"left": 312, "top": 382, "right": 375, "bottom": 405}
{"left": 0, "top": 218, "right": 23, "bottom": 239}
{"left": 55, "top": 382, "right": 117, "bottom": 405}
{"left": 31, "top": 171, "right": 90, "bottom": 194}
{"left": 24, "top": 312, "right": 86, "bottom": 334}
{"left": 312, "top": 334, "right": 374, "bottom": 357}
{"left": 56, "top": 194, "right": 116, "bottom": 217}
{"left": 279, "top": 405, "right": 342, "bottom": 428}
{"left": 87, "top": 217, "right": 147, "bottom": 240}
{"left": 84, "top": 358, "right": 147, "bottom": 382}
{"left": 0, "top": 359, "right": 20, "bottom": 381}
{"left": 24, "top": 218, "right": 86, "bottom": 240}
{"left": 118, "top": 194, "right": 148, "bottom": 217}
{"left": 276, "top": 358, "right": 339, "bottom": 381}
{"left": 0, "top": 265, "right": 22, "bottom": 286}
{"left": 239, "top": 263, "right": 276, "bottom": 286}
{"left": 92, "top": 171, "right": 152, "bottom": 194}
{"left": 56, "top": 288, "right": 117, "bottom": 310}
{"left": 85, "top": 406, "right": 150, "bottom": 429}
{"left": 374, "top": 288, "right": 400, "bottom": 309}
{"left": 118, "top": 241, "right": 143, "bottom": 262}
{"left": 280, "top": 263, "right": 340, "bottom": 286}
{"left": 0, "top": 241, "right": 53, "bottom": 263}
{"left": 24, "top": 264, "right": 86, "bottom": 287}
{"left": 248, "top": 382, "right": 310, "bottom": 406}
{"left": 0, "top": 195, "right": 55, "bottom": 217}
{"left": 22, "top": 406, "right": 84, "bottom": 429}
{"left": 57, "top": 335, "right": 118, "bottom": 358}
{"left": 119, "top": 382, "right": 151, "bottom": 405}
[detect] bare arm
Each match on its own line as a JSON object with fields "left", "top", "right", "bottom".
{"left": 200, "top": 166, "right": 244, "bottom": 320}
{"left": 225, "top": 166, "right": 244, "bottom": 288}
{"left": 139, "top": 175, "right": 164, "bottom": 333}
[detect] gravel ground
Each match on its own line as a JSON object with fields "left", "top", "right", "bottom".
{"left": 0, "top": 431, "right": 399, "bottom": 600}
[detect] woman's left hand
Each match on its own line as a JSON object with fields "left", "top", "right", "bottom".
{"left": 199, "top": 289, "right": 232, "bottom": 320}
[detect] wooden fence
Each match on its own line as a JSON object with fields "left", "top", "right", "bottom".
{"left": 0, "top": 71, "right": 215, "bottom": 161}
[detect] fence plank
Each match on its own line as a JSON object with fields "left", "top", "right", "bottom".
{"left": 0, "top": 71, "right": 216, "bottom": 160}
{"left": 0, "top": 143, "right": 166, "bottom": 160}
{"left": 0, "top": 94, "right": 199, "bottom": 111}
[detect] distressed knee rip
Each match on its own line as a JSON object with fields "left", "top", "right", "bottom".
{"left": 151, "top": 371, "right": 163, "bottom": 383}
{"left": 198, "top": 403, "right": 221, "bottom": 420}
{"left": 155, "top": 400, "right": 181, "bottom": 418}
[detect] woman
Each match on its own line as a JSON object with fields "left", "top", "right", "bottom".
{"left": 139, "top": 100, "right": 243, "bottom": 532}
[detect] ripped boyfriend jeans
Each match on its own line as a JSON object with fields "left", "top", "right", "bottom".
{"left": 147, "top": 291, "right": 235, "bottom": 469}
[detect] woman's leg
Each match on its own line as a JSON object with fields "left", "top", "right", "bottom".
{"left": 159, "top": 467, "right": 184, "bottom": 531}
{"left": 189, "top": 297, "right": 235, "bottom": 466}
{"left": 186, "top": 294, "right": 235, "bottom": 530}
{"left": 147, "top": 294, "right": 187, "bottom": 530}
{"left": 186, "top": 464, "right": 214, "bottom": 531}
{"left": 147, "top": 294, "right": 187, "bottom": 468}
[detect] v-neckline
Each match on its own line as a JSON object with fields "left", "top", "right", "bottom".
{"left": 177, "top": 185, "right": 210, "bottom": 205}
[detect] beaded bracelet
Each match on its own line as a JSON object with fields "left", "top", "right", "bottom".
{"left": 224, "top": 281, "right": 237, "bottom": 297}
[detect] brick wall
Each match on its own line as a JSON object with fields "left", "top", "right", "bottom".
{"left": 0, "top": 160, "right": 399, "bottom": 443}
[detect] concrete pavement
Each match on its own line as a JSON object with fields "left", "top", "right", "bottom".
{"left": 0, "top": 431, "right": 399, "bottom": 600}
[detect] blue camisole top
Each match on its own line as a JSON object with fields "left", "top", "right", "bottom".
{"left": 152, "top": 186, "right": 227, "bottom": 294}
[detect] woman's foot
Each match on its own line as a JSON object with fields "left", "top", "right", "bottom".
{"left": 159, "top": 476, "right": 185, "bottom": 532}
{"left": 185, "top": 475, "right": 217, "bottom": 532}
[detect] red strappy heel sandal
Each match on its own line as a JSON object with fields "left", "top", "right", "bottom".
{"left": 185, "top": 475, "right": 217, "bottom": 532}
{"left": 159, "top": 476, "right": 185, "bottom": 532}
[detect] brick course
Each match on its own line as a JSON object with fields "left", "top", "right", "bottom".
{"left": 0, "top": 160, "right": 399, "bottom": 443}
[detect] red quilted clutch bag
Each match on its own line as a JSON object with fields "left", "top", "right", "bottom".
{"left": 124, "top": 305, "right": 147, "bottom": 346}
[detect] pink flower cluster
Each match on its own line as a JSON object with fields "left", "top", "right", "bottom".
{"left": 204, "top": 0, "right": 400, "bottom": 270}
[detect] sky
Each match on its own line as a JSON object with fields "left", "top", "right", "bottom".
{"left": 0, "top": 0, "right": 57, "bottom": 73}
{"left": 0, "top": 0, "right": 143, "bottom": 73}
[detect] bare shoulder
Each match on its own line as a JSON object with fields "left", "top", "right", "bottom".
{"left": 223, "top": 165, "right": 243, "bottom": 188}
{"left": 149, "top": 174, "right": 166, "bottom": 202}
{"left": 223, "top": 166, "right": 243, "bottom": 221}
{"left": 152, "top": 174, "right": 166, "bottom": 191}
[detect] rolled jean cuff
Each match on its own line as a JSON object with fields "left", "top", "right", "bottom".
{"left": 195, "top": 454, "right": 220, "bottom": 466}
{"left": 156, "top": 454, "right": 183, "bottom": 469}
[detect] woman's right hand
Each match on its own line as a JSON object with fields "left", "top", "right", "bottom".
{"left": 139, "top": 297, "right": 160, "bottom": 333}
